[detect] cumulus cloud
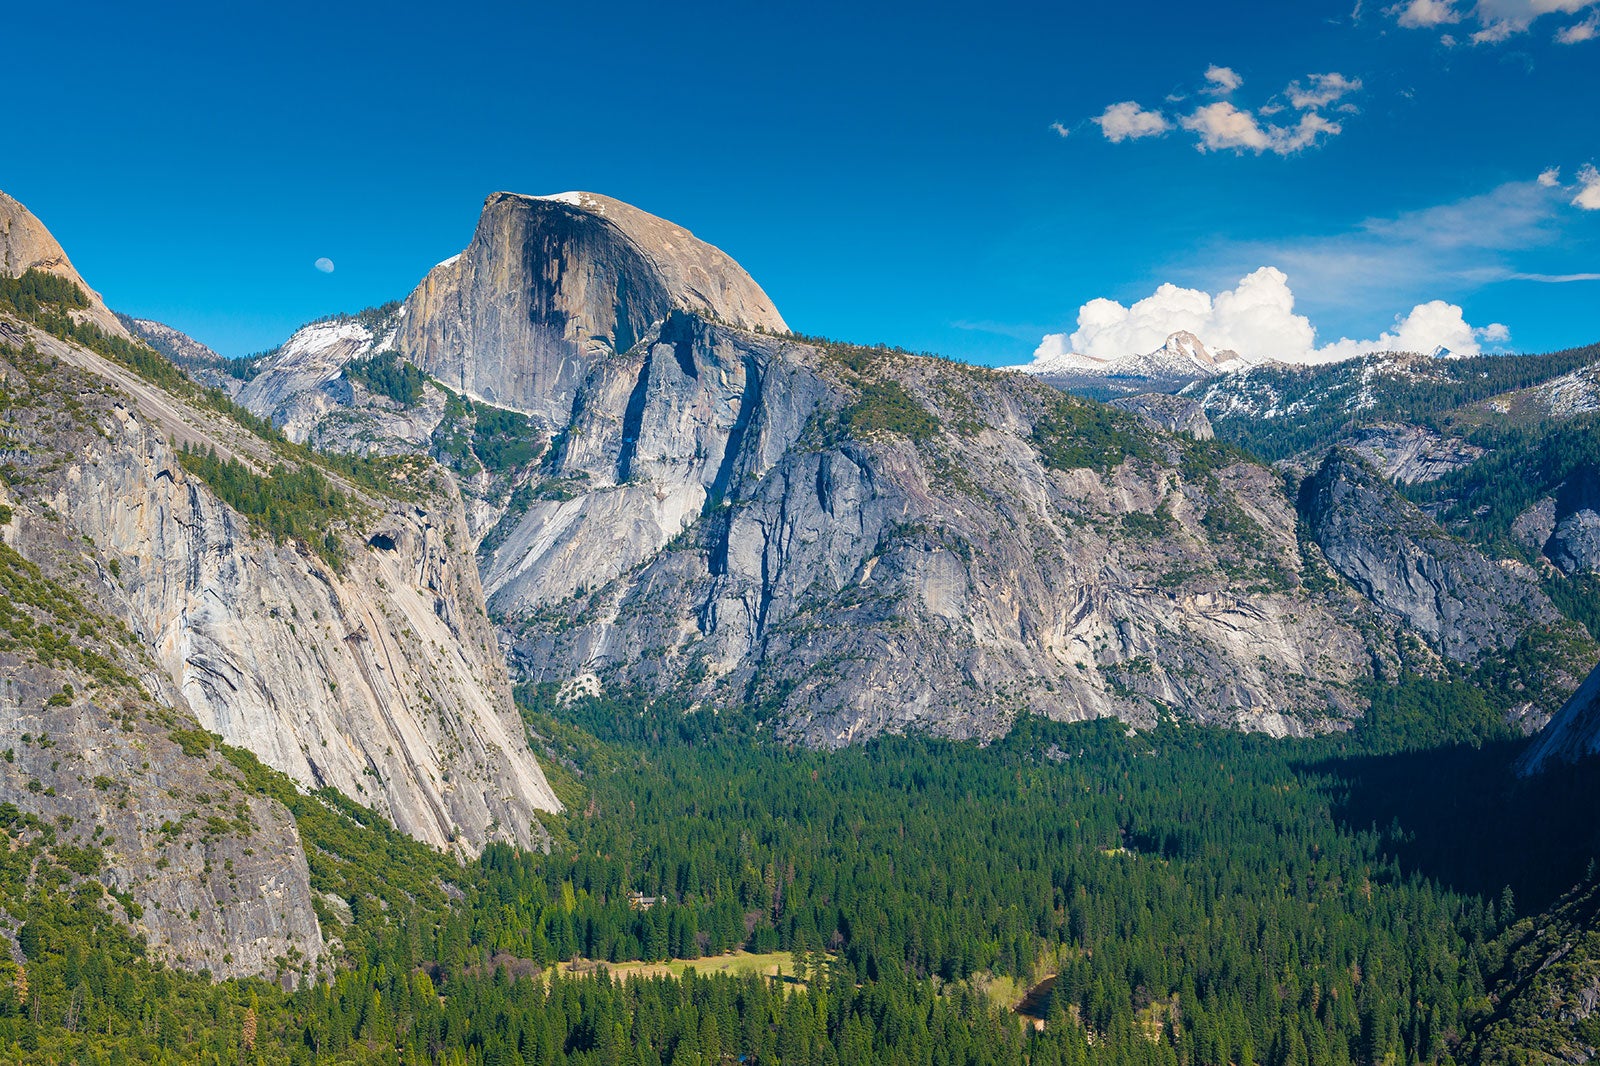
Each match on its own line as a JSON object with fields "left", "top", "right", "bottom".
{"left": 1050, "top": 121, "right": 1071, "bottom": 138}
{"left": 314, "top": 257, "right": 335, "bottom": 273}
{"left": 1310, "top": 300, "right": 1508, "bottom": 362}
{"left": 1203, "top": 65, "right": 1244, "bottom": 95}
{"left": 1180, "top": 103, "right": 1271, "bottom": 152}
{"left": 1181, "top": 104, "right": 1342, "bottom": 155}
{"left": 1538, "top": 167, "right": 1563, "bottom": 186}
{"left": 1093, "top": 102, "right": 1171, "bottom": 142}
{"left": 1389, "top": 0, "right": 1600, "bottom": 41}
{"left": 1042, "top": 268, "right": 1311, "bottom": 363}
{"left": 1575, "top": 164, "right": 1600, "bottom": 209}
{"left": 1388, "top": 0, "right": 1463, "bottom": 26}
{"left": 1287, "top": 72, "right": 1364, "bottom": 110}
{"left": 1032, "top": 267, "right": 1508, "bottom": 367}
{"left": 1092, "top": 67, "right": 1360, "bottom": 156}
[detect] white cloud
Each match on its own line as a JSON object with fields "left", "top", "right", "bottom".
{"left": 1033, "top": 268, "right": 1506, "bottom": 367}
{"left": 1055, "top": 268, "right": 1314, "bottom": 363}
{"left": 1093, "top": 102, "right": 1171, "bottom": 142}
{"left": 1538, "top": 167, "right": 1563, "bottom": 186}
{"left": 1389, "top": 0, "right": 1600, "bottom": 40}
{"left": 1473, "top": 0, "right": 1600, "bottom": 41}
{"left": 1509, "top": 271, "right": 1600, "bottom": 281}
{"left": 1271, "top": 112, "right": 1344, "bottom": 151}
{"left": 1286, "top": 72, "right": 1364, "bottom": 110}
{"left": 1203, "top": 65, "right": 1244, "bottom": 95}
{"left": 1050, "top": 121, "right": 1071, "bottom": 138}
{"left": 1388, "top": 0, "right": 1463, "bottom": 26}
{"left": 1575, "top": 164, "right": 1600, "bottom": 209}
{"left": 1180, "top": 103, "right": 1342, "bottom": 155}
{"left": 1094, "top": 68, "right": 1359, "bottom": 158}
{"left": 1557, "top": 14, "right": 1599, "bottom": 38}
{"left": 1180, "top": 103, "right": 1271, "bottom": 152}
{"left": 1311, "top": 301, "right": 1505, "bottom": 361}
{"left": 314, "top": 257, "right": 335, "bottom": 273}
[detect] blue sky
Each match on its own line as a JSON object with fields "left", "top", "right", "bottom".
{"left": 4, "top": 0, "right": 1597, "bottom": 365}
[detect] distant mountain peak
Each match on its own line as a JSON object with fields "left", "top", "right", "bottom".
{"left": 1012, "top": 329, "right": 1247, "bottom": 385}
{"left": 398, "top": 189, "right": 788, "bottom": 420}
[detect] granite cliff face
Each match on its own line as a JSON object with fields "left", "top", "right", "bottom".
{"left": 1299, "top": 449, "right": 1556, "bottom": 663}
{"left": 1331, "top": 423, "right": 1485, "bottom": 485}
{"left": 492, "top": 315, "right": 1376, "bottom": 744}
{"left": 0, "top": 660, "right": 325, "bottom": 982}
{"left": 397, "top": 191, "right": 786, "bottom": 423}
{"left": 224, "top": 190, "right": 1451, "bottom": 745}
{"left": 0, "top": 336, "right": 323, "bottom": 981}
{"left": 189, "top": 190, "right": 1600, "bottom": 749}
{"left": 24, "top": 321, "right": 559, "bottom": 851}
{"left": 1520, "top": 660, "right": 1600, "bottom": 775}
{"left": 1, "top": 190, "right": 564, "bottom": 976}
{"left": 1110, "top": 393, "right": 1214, "bottom": 440}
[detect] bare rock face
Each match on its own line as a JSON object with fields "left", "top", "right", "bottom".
{"left": 238, "top": 315, "right": 399, "bottom": 443}
{"left": 1336, "top": 423, "right": 1485, "bottom": 485}
{"left": 58, "top": 379, "right": 559, "bottom": 852}
{"left": 1300, "top": 449, "right": 1556, "bottom": 662}
{"left": 1521, "top": 659, "right": 1600, "bottom": 775}
{"left": 0, "top": 339, "right": 322, "bottom": 981}
{"left": 1550, "top": 510, "right": 1600, "bottom": 574}
{"left": 0, "top": 664, "right": 325, "bottom": 982}
{"left": 1509, "top": 474, "right": 1600, "bottom": 575}
{"left": 1110, "top": 393, "right": 1214, "bottom": 439}
{"left": 217, "top": 190, "right": 1378, "bottom": 746}
{"left": 1513, "top": 497, "right": 1559, "bottom": 556}
{"left": 0, "top": 191, "right": 569, "bottom": 981}
{"left": 498, "top": 318, "right": 1374, "bottom": 745}
{"left": 0, "top": 190, "right": 131, "bottom": 341}
{"left": 7, "top": 312, "right": 560, "bottom": 855}
{"left": 397, "top": 191, "right": 787, "bottom": 423}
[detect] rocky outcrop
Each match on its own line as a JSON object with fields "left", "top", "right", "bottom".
{"left": 1111, "top": 393, "right": 1214, "bottom": 439}
{"left": 0, "top": 660, "right": 324, "bottom": 982}
{"left": 238, "top": 313, "right": 400, "bottom": 443}
{"left": 1551, "top": 510, "right": 1600, "bottom": 574}
{"left": 0, "top": 190, "right": 131, "bottom": 340}
{"left": 1510, "top": 474, "right": 1600, "bottom": 575}
{"left": 1300, "top": 449, "right": 1556, "bottom": 662}
{"left": 118, "top": 313, "right": 245, "bottom": 394}
{"left": 396, "top": 191, "right": 786, "bottom": 423}
{"left": 1336, "top": 423, "right": 1484, "bottom": 484}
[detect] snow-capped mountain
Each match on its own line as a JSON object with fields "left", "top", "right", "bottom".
{"left": 1010, "top": 331, "right": 1250, "bottom": 398}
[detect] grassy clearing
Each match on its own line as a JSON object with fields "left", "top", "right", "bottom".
{"left": 557, "top": 949, "right": 817, "bottom": 984}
